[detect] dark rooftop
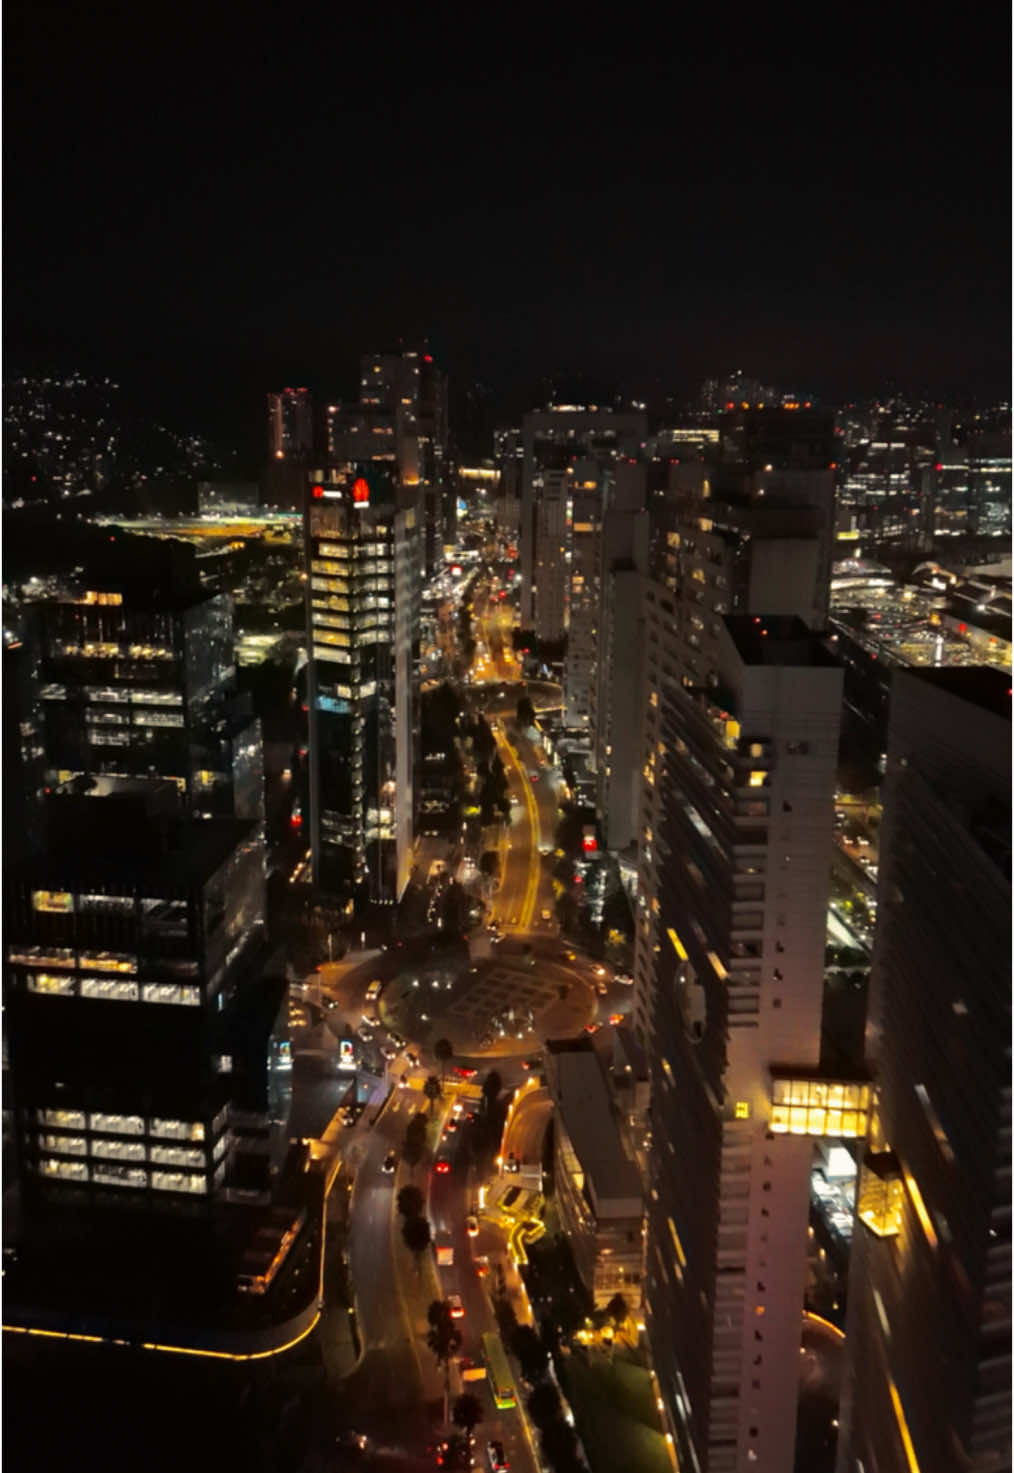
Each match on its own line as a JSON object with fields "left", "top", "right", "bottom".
{"left": 724, "top": 614, "right": 840, "bottom": 668}
{"left": 905, "top": 666, "right": 1012, "bottom": 722}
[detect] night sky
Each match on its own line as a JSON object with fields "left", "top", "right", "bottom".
{"left": 6, "top": 2, "right": 1010, "bottom": 443}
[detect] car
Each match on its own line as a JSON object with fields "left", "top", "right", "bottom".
{"left": 596, "top": 981, "right": 608, "bottom": 996}
{"left": 522, "top": 1054, "right": 543, "bottom": 1071}
{"left": 487, "top": 1440, "right": 509, "bottom": 1470}
{"left": 448, "top": 1294, "right": 464, "bottom": 1319}
{"left": 357, "top": 1024, "right": 373, "bottom": 1042}
{"left": 475, "top": 1255, "right": 490, "bottom": 1278}
{"left": 563, "top": 950, "right": 576, "bottom": 962}
{"left": 444, "top": 1119, "right": 459, "bottom": 1134}
{"left": 584, "top": 1022, "right": 600, "bottom": 1034}
{"left": 540, "top": 908, "right": 552, "bottom": 922}
{"left": 466, "top": 1214, "right": 479, "bottom": 1237}
{"left": 453, "top": 1064, "right": 477, "bottom": 1079}
{"left": 528, "top": 771, "right": 539, "bottom": 783}
{"left": 406, "top": 1050, "right": 420, "bottom": 1066}
{"left": 595, "top": 965, "right": 607, "bottom": 977}
{"left": 435, "top": 1159, "right": 451, "bottom": 1175}
{"left": 382, "top": 1151, "right": 397, "bottom": 1174}
{"left": 609, "top": 1012, "right": 624, "bottom": 1025}
{"left": 505, "top": 1153, "right": 520, "bottom": 1175}
{"left": 381, "top": 1044, "right": 397, "bottom": 1060}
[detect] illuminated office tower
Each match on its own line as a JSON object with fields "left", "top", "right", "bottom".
{"left": 4, "top": 786, "right": 273, "bottom": 1207}
{"left": 327, "top": 348, "right": 448, "bottom": 578}
{"left": 836, "top": 669, "right": 1011, "bottom": 1473}
{"left": 593, "top": 505, "right": 649, "bottom": 851}
{"left": 267, "top": 386, "right": 314, "bottom": 461}
{"left": 27, "top": 551, "right": 263, "bottom": 823}
{"left": 519, "top": 404, "right": 645, "bottom": 632}
{"left": 637, "top": 614, "right": 844, "bottom": 1473}
{"left": 302, "top": 464, "right": 419, "bottom": 902}
{"left": 564, "top": 462, "right": 605, "bottom": 728}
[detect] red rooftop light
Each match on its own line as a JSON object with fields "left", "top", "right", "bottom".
{"left": 312, "top": 484, "right": 324, "bottom": 499}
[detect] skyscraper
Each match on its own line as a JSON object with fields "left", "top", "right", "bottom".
{"left": 637, "top": 614, "right": 845, "bottom": 1472}
{"left": 302, "top": 463, "right": 419, "bottom": 902}
{"left": 519, "top": 405, "right": 645, "bottom": 634}
{"left": 27, "top": 550, "right": 264, "bottom": 824}
{"left": 267, "top": 387, "right": 314, "bottom": 461}
{"left": 836, "top": 668, "right": 1011, "bottom": 1473}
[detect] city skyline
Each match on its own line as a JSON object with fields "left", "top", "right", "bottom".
{"left": 6, "top": 4, "right": 1010, "bottom": 445}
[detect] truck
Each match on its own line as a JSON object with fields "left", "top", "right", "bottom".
{"left": 435, "top": 1232, "right": 454, "bottom": 1267}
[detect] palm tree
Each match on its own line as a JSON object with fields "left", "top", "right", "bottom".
{"left": 434, "top": 1037, "right": 454, "bottom": 1081}
{"left": 396, "top": 1183, "right": 425, "bottom": 1219}
{"left": 423, "top": 1074, "right": 443, "bottom": 1117}
{"left": 427, "top": 1299, "right": 463, "bottom": 1395}
{"left": 451, "top": 1391, "right": 483, "bottom": 1445}
{"left": 511, "top": 1322, "right": 549, "bottom": 1384}
{"left": 402, "top": 1213, "right": 432, "bottom": 1274}
{"left": 527, "top": 1380, "right": 562, "bottom": 1429}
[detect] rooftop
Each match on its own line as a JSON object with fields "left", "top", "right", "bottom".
{"left": 724, "top": 613, "right": 840, "bottom": 667}
{"left": 546, "top": 1040, "right": 642, "bottom": 1212}
{"left": 906, "top": 666, "right": 1012, "bottom": 722}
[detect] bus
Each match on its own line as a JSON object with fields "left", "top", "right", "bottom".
{"left": 481, "top": 1331, "right": 516, "bottom": 1410}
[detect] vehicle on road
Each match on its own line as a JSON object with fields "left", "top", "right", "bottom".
{"left": 406, "top": 1049, "right": 420, "bottom": 1065}
{"left": 596, "top": 981, "right": 608, "bottom": 996}
{"left": 475, "top": 1255, "right": 489, "bottom": 1278}
{"left": 365, "top": 979, "right": 383, "bottom": 1001}
{"left": 528, "top": 771, "right": 539, "bottom": 783}
{"left": 444, "top": 1119, "right": 458, "bottom": 1134}
{"left": 434, "top": 1159, "right": 451, "bottom": 1175}
{"left": 466, "top": 1214, "right": 479, "bottom": 1237}
{"left": 481, "top": 1332, "right": 516, "bottom": 1409}
{"left": 382, "top": 1151, "right": 397, "bottom": 1174}
{"left": 505, "top": 1153, "right": 520, "bottom": 1175}
{"left": 453, "top": 1065, "right": 477, "bottom": 1079}
{"left": 435, "top": 1232, "right": 454, "bottom": 1266}
{"left": 448, "top": 1293, "right": 464, "bottom": 1319}
{"left": 487, "top": 1440, "right": 509, "bottom": 1471}
{"left": 540, "top": 908, "right": 552, "bottom": 921}
{"left": 357, "top": 1024, "right": 374, "bottom": 1042}
{"left": 460, "top": 1355, "right": 486, "bottom": 1382}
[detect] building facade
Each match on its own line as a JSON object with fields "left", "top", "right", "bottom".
{"left": 836, "top": 669, "right": 1011, "bottom": 1473}
{"left": 302, "top": 464, "right": 419, "bottom": 901}
{"left": 267, "top": 387, "right": 314, "bottom": 462}
{"left": 637, "top": 615, "right": 845, "bottom": 1473}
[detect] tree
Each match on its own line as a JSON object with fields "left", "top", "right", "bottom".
{"left": 403, "top": 1112, "right": 427, "bottom": 1172}
{"left": 516, "top": 694, "right": 536, "bottom": 729}
{"left": 482, "top": 1069, "right": 502, "bottom": 1111}
{"left": 434, "top": 1037, "right": 454, "bottom": 1081}
{"left": 527, "top": 1381, "right": 562, "bottom": 1429}
{"left": 423, "top": 1074, "right": 443, "bottom": 1117}
{"left": 427, "top": 1299, "right": 463, "bottom": 1386}
{"left": 605, "top": 1292, "right": 629, "bottom": 1333}
{"left": 540, "top": 1419, "right": 579, "bottom": 1470}
{"left": 402, "top": 1213, "right": 432, "bottom": 1272}
{"left": 451, "top": 1392, "right": 483, "bottom": 1443}
{"left": 396, "top": 1183, "right": 425, "bottom": 1219}
{"left": 511, "top": 1323, "right": 549, "bottom": 1384}
{"left": 479, "top": 850, "right": 500, "bottom": 879}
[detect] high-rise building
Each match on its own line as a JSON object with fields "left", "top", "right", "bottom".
{"left": 301, "top": 463, "right": 419, "bottom": 902}
{"left": 519, "top": 406, "right": 645, "bottom": 634}
{"left": 267, "top": 387, "right": 314, "bottom": 462}
{"left": 593, "top": 505, "right": 649, "bottom": 852}
{"left": 637, "top": 614, "right": 845, "bottom": 1473}
{"left": 5, "top": 785, "right": 273, "bottom": 1204}
{"left": 836, "top": 668, "right": 1011, "bottom": 1473}
{"left": 326, "top": 348, "right": 449, "bottom": 578}
{"left": 27, "top": 554, "right": 264, "bottom": 824}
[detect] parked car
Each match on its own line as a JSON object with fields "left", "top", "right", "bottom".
{"left": 382, "top": 1151, "right": 397, "bottom": 1174}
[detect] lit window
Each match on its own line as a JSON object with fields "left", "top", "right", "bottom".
{"left": 31, "top": 890, "right": 73, "bottom": 914}
{"left": 27, "top": 973, "right": 77, "bottom": 996}
{"left": 748, "top": 771, "right": 767, "bottom": 787}
{"left": 735, "top": 1101, "right": 750, "bottom": 1120}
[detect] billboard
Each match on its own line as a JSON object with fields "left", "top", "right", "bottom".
{"left": 338, "top": 1038, "right": 356, "bottom": 1071}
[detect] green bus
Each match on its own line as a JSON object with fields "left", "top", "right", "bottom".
{"left": 481, "top": 1330, "right": 516, "bottom": 1410}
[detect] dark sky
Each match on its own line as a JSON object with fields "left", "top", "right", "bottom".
{"left": 6, "top": 2, "right": 1011, "bottom": 443}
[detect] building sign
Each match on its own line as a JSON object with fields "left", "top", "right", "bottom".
{"left": 32, "top": 891, "right": 73, "bottom": 914}
{"left": 352, "top": 477, "right": 370, "bottom": 506}
{"left": 338, "top": 1038, "right": 356, "bottom": 1071}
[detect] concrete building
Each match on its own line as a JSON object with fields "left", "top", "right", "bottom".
{"left": 519, "top": 405, "right": 645, "bottom": 634}
{"left": 267, "top": 387, "right": 313, "bottom": 461}
{"left": 636, "top": 614, "right": 846, "bottom": 1473}
{"left": 302, "top": 464, "right": 419, "bottom": 902}
{"left": 836, "top": 668, "right": 1011, "bottom": 1473}
{"left": 594, "top": 506, "right": 650, "bottom": 852}
{"left": 546, "top": 1037, "right": 644, "bottom": 1307}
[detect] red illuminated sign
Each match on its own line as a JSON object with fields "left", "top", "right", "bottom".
{"left": 582, "top": 834, "right": 597, "bottom": 853}
{"left": 312, "top": 484, "right": 324, "bottom": 499}
{"left": 352, "top": 477, "right": 370, "bottom": 505}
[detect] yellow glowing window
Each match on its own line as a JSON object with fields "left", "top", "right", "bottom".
{"left": 667, "top": 1217, "right": 687, "bottom": 1270}
{"left": 650, "top": 691, "right": 659, "bottom": 708}
{"left": 904, "top": 1172, "right": 938, "bottom": 1250}
{"left": 734, "top": 1101, "right": 750, "bottom": 1120}
{"left": 662, "top": 1059, "right": 674, "bottom": 1085}
{"left": 707, "top": 952, "right": 728, "bottom": 981}
{"left": 32, "top": 891, "right": 73, "bottom": 914}
{"left": 667, "top": 927, "right": 688, "bottom": 961}
{"left": 748, "top": 771, "right": 767, "bottom": 787}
